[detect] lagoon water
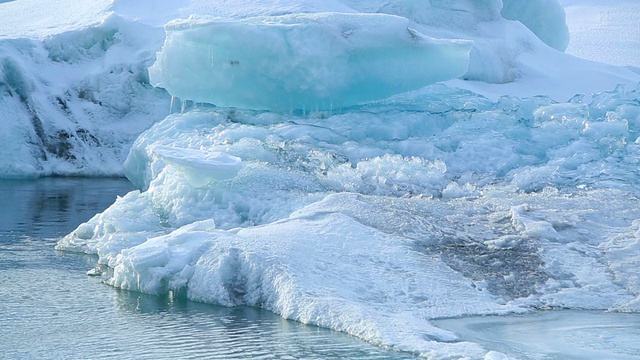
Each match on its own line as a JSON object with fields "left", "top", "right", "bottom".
{"left": 434, "top": 311, "right": 640, "bottom": 360}
{"left": 0, "top": 178, "right": 415, "bottom": 359}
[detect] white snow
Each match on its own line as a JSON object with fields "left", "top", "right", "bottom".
{"left": 0, "top": 0, "right": 113, "bottom": 40}
{"left": 0, "top": 3, "right": 170, "bottom": 177}
{"left": 5, "top": 0, "right": 640, "bottom": 358}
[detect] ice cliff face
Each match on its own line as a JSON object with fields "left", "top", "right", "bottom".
{"left": 0, "top": 17, "right": 169, "bottom": 177}
{"left": 148, "top": 13, "right": 473, "bottom": 112}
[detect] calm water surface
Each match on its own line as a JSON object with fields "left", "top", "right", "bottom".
{"left": 435, "top": 310, "right": 640, "bottom": 360}
{"left": 0, "top": 178, "right": 415, "bottom": 359}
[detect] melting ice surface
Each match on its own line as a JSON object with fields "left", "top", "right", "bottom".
{"left": 1, "top": 0, "right": 639, "bottom": 177}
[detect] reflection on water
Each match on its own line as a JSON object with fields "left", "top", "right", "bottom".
{"left": 0, "top": 178, "right": 414, "bottom": 359}
{"left": 0, "top": 177, "right": 131, "bottom": 238}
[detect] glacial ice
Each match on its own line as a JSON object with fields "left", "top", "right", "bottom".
{"left": 0, "top": 13, "right": 169, "bottom": 177}
{"left": 2, "top": 0, "right": 640, "bottom": 178}
{"left": 148, "top": 13, "right": 472, "bottom": 111}
{"left": 501, "top": 0, "right": 570, "bottom": 51}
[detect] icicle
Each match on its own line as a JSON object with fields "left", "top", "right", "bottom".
{"left": 181, "top": 100, "right": 187, "bottom": 113}
{"left": 169, "top": 96, "right": 176, "bottom": 114}
{"left": 209, "top": 45, "right": 213, "bottom": 68}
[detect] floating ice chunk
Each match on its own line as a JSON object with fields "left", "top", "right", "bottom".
{"left": 153, "top": 146, "right": 242, "bottom": 187}
{"left": 149, "top": 12, "right": 472, "bottom": 111}
{"left": 57, "top": 85, "right": 640, "bottom": 355}
{"left": 103, "top": 193, "right": 507, "bottom": 357}
{"left": 111, "top": 220, "right": 216, "bottom": 294}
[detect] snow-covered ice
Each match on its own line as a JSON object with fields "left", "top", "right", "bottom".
{"left": 4, "top": 0, "right": 640, "bottom": 358}
{"left": 58, "top": 84, "right": 640, "bottom": 357}
{"left": 0, "top": 2, "right": 169, "bottom": 177}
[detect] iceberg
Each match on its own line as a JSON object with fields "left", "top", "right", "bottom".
{"left": 148, "top": 13, "right": 472, "bottom": 111}
{"left": 2, "top": 0, "right": 640, "bottom": 178}
{"left": 58, "top": 83, "right": 640, "bottom": 357}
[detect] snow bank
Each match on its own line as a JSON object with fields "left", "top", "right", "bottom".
{"left": 59, "top": 84, "right": 640, "bottom": 356}
{"left": 149, "top": 13, "right": 471, "bottom": 111}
